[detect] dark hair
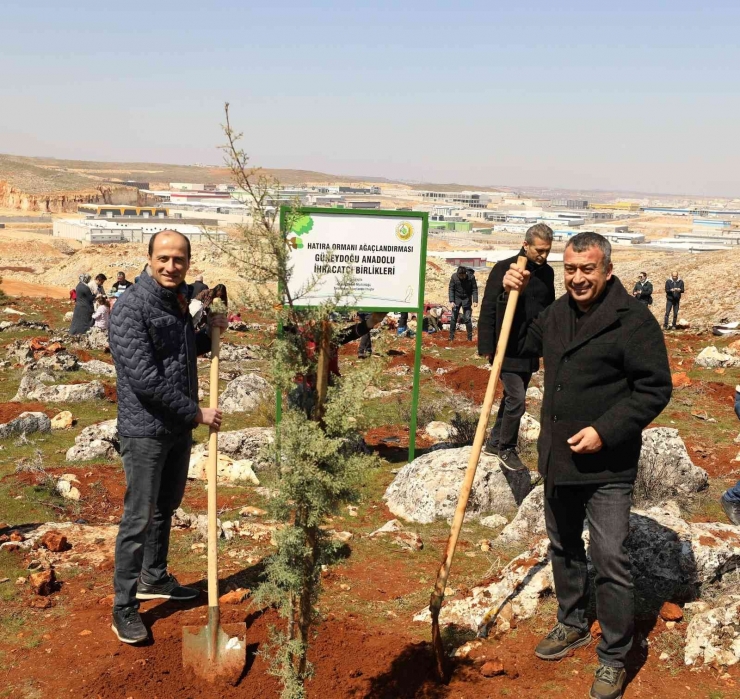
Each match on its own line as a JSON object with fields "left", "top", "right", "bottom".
{"left": 95, "top": 273, "right": 107, "bottom": 282}
{"left": 213, "top": 284, "right": 228, "bottom": 304}
{"left": 457, "top": 266, "right": 467, "bottom": 275}
{"left": 148, "top": 230, "right": 191, "bottom": 260}
{"left": 565, "top": 232, "right": 612, "bottom": 270}
{"left": 640, "top": 271, "right": 647, "bottom": 277}
{"left": 525, "top": 223, "right": 554, "bottom": 244}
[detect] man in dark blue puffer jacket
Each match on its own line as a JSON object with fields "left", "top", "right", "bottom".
{"left": 109, "top": 230, "right": 226, "bottom": 644}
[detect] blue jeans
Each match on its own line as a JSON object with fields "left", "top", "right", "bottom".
{"left": 545, "top": 483, "right": 634, "bottom": 668}
{"left": 113, "top": 433, "right": 193, "bottom": 610}
{"left": 727, "top": 392, "right": 740, "bottom": 502}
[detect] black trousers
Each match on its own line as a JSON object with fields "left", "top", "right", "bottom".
{"left": 358, "top": 313, "right": 372, "bottom": 356}
{"left": 664, "top": 298, "right": 680, "bottom": 327}
{"left": 545, "top": 482, "right": 634, "bottom": 668}
{"left": 113, "top": 433, "right": 192, "bottom": 610}
{"left": 486, "top": 371, "right": 532, "bottom": 451}
{"left": 450, "top": 305, "right": 472, "bottom": 339}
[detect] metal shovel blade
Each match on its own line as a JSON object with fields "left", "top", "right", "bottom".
{"left": 182, "top": 613, "right": 246, "bottom": 685}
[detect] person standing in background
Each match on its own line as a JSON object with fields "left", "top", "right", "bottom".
{"left": 478, "top": 223, "right": 555, "bottom": 505}
{"left": 664, "top": 271, "right": 684, "bottom": 329}
{"left": 189, "top": 274, "right": 208, "bottom": 299}
{"left": 69, "top": 274, "right": 95, "bottom": 335}
{"left": 632, "top": 272, "right": 653, "bottom": 306}
{"left": 448, "top": 266, "right": 478, "bottom": 341}
{"left": 721, "top": 385, "right": 740, "bottom": 525}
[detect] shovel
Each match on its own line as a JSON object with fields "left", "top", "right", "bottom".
{"left": 430, "top": 255, "right": 527, "bottom": 683}
{"left": 182, "top": 322, "right": 247, "bottom": 683}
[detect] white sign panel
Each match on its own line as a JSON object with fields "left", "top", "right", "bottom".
{"left": 284, "top": 211, "right": 425, "bottom": 310}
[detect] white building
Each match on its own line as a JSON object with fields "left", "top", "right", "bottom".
{"left": 53, "top": 219, "right": 227, "bottom": 245}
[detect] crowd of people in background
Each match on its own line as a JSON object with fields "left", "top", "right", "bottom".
{"left": 68, "top": 264, "right": 219, "bottom": 337}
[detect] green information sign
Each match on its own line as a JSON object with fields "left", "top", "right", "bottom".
{"left": 279, "top": 206, "right": 429, "bottom": 460}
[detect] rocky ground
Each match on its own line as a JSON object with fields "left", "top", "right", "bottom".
{"left": 0, "top": 291, "right": 739, "bottom": 699}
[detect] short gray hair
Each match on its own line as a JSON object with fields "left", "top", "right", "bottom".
{"left": 525, "top": 223, "right": 553, "bottom": 244}
{"left": 565, "top": 232, "right": 612, "bottom": 269}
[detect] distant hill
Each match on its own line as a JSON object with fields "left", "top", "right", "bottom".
{"left": 0, "top": 154, "right": 396, "bottom": 192}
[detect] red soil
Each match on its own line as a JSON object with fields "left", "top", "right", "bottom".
{"left": 436, "top": 365, "right": 493, "bottom": 403}
{"left": 364, "top": 425, "right": 434, "bottom": 451}
{"left": 75, "top": 349, "right": 94, "bottom": 362}
{"left": 103, "top": 383, "right": 118, "bottom": 403}
{"left": 4, "top": 588, "right": 735, "bottom": 699}
{"left": 0, "top": 401, "right": 55, "bottom": 423}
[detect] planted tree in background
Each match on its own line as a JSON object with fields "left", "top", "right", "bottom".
{"left": 220, "top": 103, "right": 379, "bottom": 698}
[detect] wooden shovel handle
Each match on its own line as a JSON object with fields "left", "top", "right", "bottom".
{"left": 430, "top": 256, "right": 528, "bottom": 609}
{"left": 207, "top": 327, "right": 221, "bottom": 610}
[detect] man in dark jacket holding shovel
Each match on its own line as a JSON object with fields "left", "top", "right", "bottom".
{"left": 478, "top": 223, "right": 556, "bottom": 505}
{"left": 109, "top": 230, "right": 227, "bottom": 645}
{"left": 502, "top": 232, "right": 671, "bottom": 699}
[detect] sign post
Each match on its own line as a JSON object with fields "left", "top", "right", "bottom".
{"left": 280, "top": 206, "right": 428, "bottom": 460}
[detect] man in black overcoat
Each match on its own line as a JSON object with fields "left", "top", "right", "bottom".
{"left": 478, "top": 223, "right": 556, "bottom": 505}
{"left": 502, "top": 232, "right": 672, "bottom": 699}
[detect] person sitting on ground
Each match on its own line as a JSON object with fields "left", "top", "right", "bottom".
{"left": 664, "top": 270, "right": 684, "bottom": 330}
{"left": 111, "top": 271, "right": 133, "bottom": 294}
{"left": 92, "top": 297, "right": 111, "bottom": 331}
{"left": 189, "top": 274, "right": 208, "bottom": 299}
{"left": 70, "top": 274, "right": 95, "bottom": 335}
{"left": 448, "top": 266, "right": 478, "bottom": 341}
{"left": 108, "top": 230, "right": 227, "bottom": 645}
{"left": 721, "top": 385, "right": 740, "bottom": 526}
{"left": 632, "top": 271, "right": 653, "bottom": 306}
{"left": 90, "top": 273, "right": 108, "bottom": 299}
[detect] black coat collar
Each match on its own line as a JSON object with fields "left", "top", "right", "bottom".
{"left": 554, "top": 276, "right": 631, "bottom": 353}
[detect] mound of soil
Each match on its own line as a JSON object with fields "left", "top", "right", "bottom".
{"left": 436, "top": 365, "right": 492, "bottom": 403}
{"left": 0, "top": 401, "right": 55, "bottom": 423}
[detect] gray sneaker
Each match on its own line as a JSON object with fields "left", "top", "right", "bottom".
{"left": 535, "top": 622, "right": 591, "bottom": 660}
{"left": 589, "top": 664, "right": 626, "bottom": 699}
{"left": 721, "top": 493, "right": 740, "bottom": 525}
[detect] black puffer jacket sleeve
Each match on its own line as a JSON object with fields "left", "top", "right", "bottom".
{"left": 109, "top": 299, "right": 199, "bottom": 427}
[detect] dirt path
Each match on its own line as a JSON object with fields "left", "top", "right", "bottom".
{"left": 0, "top": 279, "right": 69, "bottom": 298}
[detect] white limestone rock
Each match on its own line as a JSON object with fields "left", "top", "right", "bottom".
{"left": 79, "top": 360, "right": 116, "bottom": 377}
{"left": 414, "top": 538, "right": 554, "bottom": 633}
{"left": 638, "top": 427, "right": 708, "bottom": 494}
{"left": 188, "top": 452, "right": 260, "bottom": 485}
{"left": 65, "top": 419, "right": 119, "bottom": 461}
{"left": 685, "top": 596, "right": 740, "bottom": 667}
{"left": 13, "top": 375, "right": 105, "bottom": 403}
{"left": 219, "top": 373, "right": 270, "bottom": 414}
{"left": 498, "top": 486, "right": 545, "bottom": 544}
{"left": 383, "top": 446, "right": 517, "bottom": 523}
{"left": 480, "top": 514, "right": 508, "bottom": 530}
{"left": 188, "top": 427, "right": 274, "bottom": 470}
{"left": 0, "top": 412, "right": 51, "bottom": 440}
{"left": 425, "top": 421, "right": 454, "bottom": 441}
{"left": 695, "top": 346, "right": 740, "bottom": 369}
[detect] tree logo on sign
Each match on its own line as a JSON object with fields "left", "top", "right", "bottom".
{"left": 395, "top": 221, "right": 414, "bottom": 242}
{"left": 286, "top": 214, "right": 314, "bottom": 249}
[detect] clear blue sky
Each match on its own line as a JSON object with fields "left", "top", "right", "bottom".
{"left": 2, "top": 1, "right": 739, "bottom": 196}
